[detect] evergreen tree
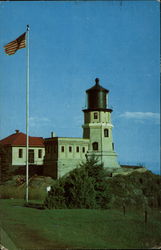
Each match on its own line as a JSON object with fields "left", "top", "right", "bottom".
{"left": 44, "top": 180, "right": 66, "bottom": 209}
{"left": 81, "top": 156, "right": 111, "bottom": 208}
{"left": 63, "top": 167, "right": 97, "bottom": 208}
{"left": 44, "top": 156, "right": 111, "bottom": 209}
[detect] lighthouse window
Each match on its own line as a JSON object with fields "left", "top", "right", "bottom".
{"left": 76, "top": 146, "right": 79, "bottom": 153}
{"left": 61, "top": 146, "right": 65, "bottom": 152}
{"left": 92, "top": 142, "right": 98, "bottom": 151}
{"left": 94, "top": 112, "right": 98, "bottom": 119}
{"left": 69, "top": 146, "right": 72, "bottom": 152}
{"left": 104, "top": 129, "right": 109, "bottom": 137}
{"left": 82, "top": 147, "right": 85, "bottom": 153}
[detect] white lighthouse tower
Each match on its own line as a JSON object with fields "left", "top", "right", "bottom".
{"left": 82, "top": 78, "right": 120, "bottom": 170}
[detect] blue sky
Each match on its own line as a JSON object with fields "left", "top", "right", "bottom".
{"left": 0, "top": 1, "right": 160, "bottom": 174}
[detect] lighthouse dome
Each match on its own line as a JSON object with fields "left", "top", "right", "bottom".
{"left": 86, "top": 78, "right": 109, "bottom": 110}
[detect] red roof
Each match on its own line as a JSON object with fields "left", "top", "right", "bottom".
{"left": 0, "top": 131, "right": 44, "bottom": 147}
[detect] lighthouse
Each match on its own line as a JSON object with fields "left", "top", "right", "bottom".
{"left": 82, "top": 78, "right": 120, "bottom": 170}
{"left": 44, "top": 77, "right": 120, "bottom": 179}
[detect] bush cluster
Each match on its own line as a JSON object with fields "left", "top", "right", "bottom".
{"left": 44, "top": 157, "right": 111, "bottom": 209}
{"left": 45, "top": 158, "right": 161, "bottom": 210}
{"left": 106, "top": 171, "right": 161, "bottom": 209}
{"left": 0, "top": 185, "right": 47, "bottom": 200}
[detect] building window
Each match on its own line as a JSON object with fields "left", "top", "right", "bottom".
{"left": 92, "top": 142, "right": 98, "bottom": 151}
{"left": 61, "top": 146, "right": 65, "bottom": 152}
{"left": 19, "top": 149, "right": 23, "bottom": 158}
{"left": 82, "top": 147, "right": 85, "bottom": 153}
{"left": 38, "top": 149, "right": 42, "bottom": 158}
{"left": 29, "top": 149, "right": 34, "bottom": 163}
{"left": 104, "top": 129, "right": 109, "bottom": 137}
{"left": 112, "top": 143, "right": 114, "bottom": 150}
{"left": 94, "top": 112, "right": 98, "bottom": 119}
{"left": 76, "top": 146, "right": 79, "bottom": 153}
{"left": 69, "top": 146, "right": 72, "bottom": 152}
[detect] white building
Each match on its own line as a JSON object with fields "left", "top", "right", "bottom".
{"left": 0, "top": 130, "right": 45, "bottom": 171}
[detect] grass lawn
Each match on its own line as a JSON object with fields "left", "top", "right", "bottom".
{"left": 0, "top": 199, "right": 161, "bottom": 249}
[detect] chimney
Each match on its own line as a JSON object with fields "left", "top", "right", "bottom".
{"left": 15, "top": 130, "right": 19, "bottom": 133}
{"left": 51, "top": 132, "right": 56, "bottom": 138}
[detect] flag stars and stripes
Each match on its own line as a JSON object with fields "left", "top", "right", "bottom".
{"left": 4, "top": 32, "right": 26, "bottom": 55}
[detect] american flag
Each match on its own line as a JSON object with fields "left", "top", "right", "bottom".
{"left": 4, "top": 32, "right": 26, "bottom": 55}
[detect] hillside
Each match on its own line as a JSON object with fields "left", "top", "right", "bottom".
{"left": 106, "top": 169, "right": 161, "bottom": 209}
{"left": 1, "top": 165, "right": 161, "bottom": 210}
{"left": 1, "top": 166, "right": 161, "bottom": 249}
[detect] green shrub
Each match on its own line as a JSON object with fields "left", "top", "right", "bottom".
{"left": 44, "top": 180, "right": 66, "bottom": 209}
{"left": 82, "top": 156, "right": 111, "bottom": 208}
{"left": 28, "top": 187, "right": 47, "bottom": 201}
{"left": 44, "top": 157, "right": 112, "bottom": 209}
{"left": 44, "top": 158, "right": 161, "bottom": 210}
{"left": 106, "top": 171, "right": 161, "bottom": 209}
{"left": 0, "top": 185, "right": 24, "bottom": 199}
{"left": 0, "top": 185, "right": 47, "bottom": 201}
{"left": 63, "top": 167, "right": 97, "bottom": 208}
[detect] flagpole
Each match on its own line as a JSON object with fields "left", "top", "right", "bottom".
{"left": 26, "top": 25, "right": 30, "bottom": 203}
